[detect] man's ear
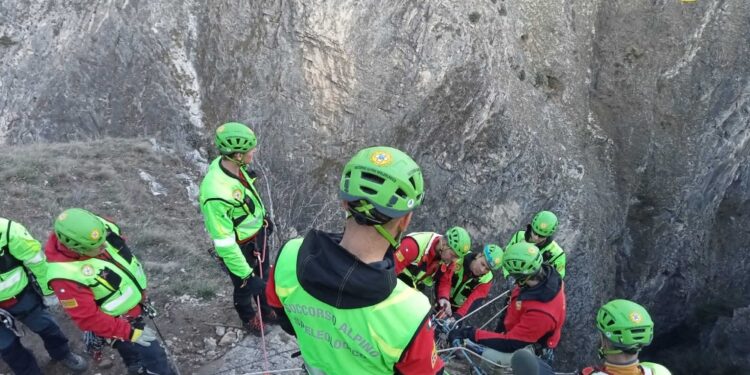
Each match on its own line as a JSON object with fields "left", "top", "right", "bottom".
{"left": 398, "top": 212, "right": 413, "bottom": 231}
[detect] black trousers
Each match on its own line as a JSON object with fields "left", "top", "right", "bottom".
{"left": 229, "top": 226, "right": 272, "bottom": 322}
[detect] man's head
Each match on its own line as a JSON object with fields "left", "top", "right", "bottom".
{"left": 470, "top": 244, "right": 503, "bottom": 276}
{"left": 528, "top": 210, "right": 558, "bottom": 244}
{"left": 215, "top": 122, "right": 258, "bottom": 166}
{"left": 339, "top": 146, "right": 424, "bottom": 248}
{"left": 596, "top": 299, "right": 654, "bottom": 358}
{"left": 54, "top": 208, "right": 107, "bottom": 257}
{"left": 437, "top": 226, "right": 471, "bottom": 263}
{"left": 502, "top": 242, "right": 542, "bottom": 286}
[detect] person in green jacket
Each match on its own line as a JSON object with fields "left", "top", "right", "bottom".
{"left": 0, "top": 217, "right": 87, "bottom": 374}
{"left": 198, "top": 122, "right": 274, "bottom": 335}
{"left": 578, "top": 299, "right": 671, "bottom": 375}
{"left": 506, "top": 210, "right": 566, "bottom": 278}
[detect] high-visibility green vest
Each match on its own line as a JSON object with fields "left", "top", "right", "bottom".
{"left": 401, "top": 232, "right": 441, "bottom": 287}
{"left": 275, "top": 238, "right": 431, "bottom": 374}
{"left": 0, "top": 218, "right": 50, "bottom": 301}
{"left": 46, "top": 218, "right": 148, "bottom": 317}
{"left": 505, "top": 231, "right": 566, "bottom": 278}
{"left": 199, "top": 157, "right": 266, "bottom": 278}
{"left": 450, "top": 258, "right": 493, "bottom": 307}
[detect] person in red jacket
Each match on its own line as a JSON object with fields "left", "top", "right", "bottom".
{"left": 437, "top": 244, "right": 504, "bottom": 319}
{"left": 449, "top": 242, "right": 565, "bottom": 366}
{"left": 45, "top": 209, "right": 174, "bottom": 375}
{"left": 394, "top": 227, "right": 471, "bottom": 316}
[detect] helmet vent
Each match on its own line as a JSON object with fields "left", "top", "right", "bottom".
{"left": 361, "top": 172, "right": 385, "bottom": 185}
{"left": 395, "top": 188, "right": 407, "bottom": 199}
{"left": 361, "top": 186, "right": 377, "bottom": 195}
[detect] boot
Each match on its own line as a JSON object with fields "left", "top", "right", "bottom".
{"left": 59, "top": 352, "right": 88, "bottom": 372}
{"left": 243, "top": 314, "right": 269, "bottom": 337}
{"left": 262, "top": 308, "right": 278, "bottom": 325}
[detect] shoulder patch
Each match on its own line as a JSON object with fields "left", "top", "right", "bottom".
{"left": 60, "top": 299, "right": 79, "bottom": 309}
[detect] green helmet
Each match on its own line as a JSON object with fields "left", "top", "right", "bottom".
{"left": 531, "top": 210, "right": 558, "bottom": 237}
{"left": 596, "top": 299, "right": 654, "bottom": 351}
{"left": 339, "top": 146, "right": 424, "bottom": 219}
{"left": 502, "top": 242, "right": 542, "bottom": 276}
{"left": 483, "top": 244, "right": 504, "bottom": 270}
{"left": 54, "top": 208, "right": 107, "bottom": 253}
{"left": 215, "top": 122, "right": 257, "bottom": 155}
{"left": 445, "top": 226, "right": 471, "bottom": 257}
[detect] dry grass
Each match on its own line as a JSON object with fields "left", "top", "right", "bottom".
{"left": 0, "top": 138, "right": 222, "bottom": 299}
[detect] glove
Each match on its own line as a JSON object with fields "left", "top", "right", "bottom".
{"left": 240, "top": 276, "right": 266, "bottom": 295}
{"left": 43, "top": 294, "right": 59, "bottom": 307}
{"left": 448, "top": 326, "right": 475, "bottom": 343}
{"left": 130, "top": 323, "right": 157, "bottom": 347}
{"left": 438, "top": 298, "right": 453, "bottom": 317}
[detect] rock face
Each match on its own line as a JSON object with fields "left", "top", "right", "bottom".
{"left": 2, "top": 0, "right": 749, "bottom": 372}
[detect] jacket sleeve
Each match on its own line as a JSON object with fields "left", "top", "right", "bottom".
{"left": 200, "top": 199, "right": 252, "bottom": 279}
{"left": 395, "top": 318, "right": 444, "bottom": 375}
{"left": 550, "top": 245, "right": 566, "bottom": 278}
{"left": 436, "top": 262, "right": 455, "bottom": 301}
{"left": 474, "top": 309, "right": 556, "bottom": 350}
{"left": 454, "top": 281, "right": 492, "bottom": 317}
{"left": 393, "top": 237, "right": 420, "bottom": 275}
{"left": 505, "top": 231, "right": 524, "bottom": 249}
{"left": 51, "top": 279, "right": 134, "bottom": 340}
{"left": 9, "top": 222, "right": 53, "bottom": 295}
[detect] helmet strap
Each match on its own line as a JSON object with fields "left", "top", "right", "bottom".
{"left": 222, "top": 154, "right": 248, "bottom": 168}
{"left": 374, "top": 224, "right": 400, "bottom": 249}
{"left": 598, "top": 346, "right": 623, "bottom": 359}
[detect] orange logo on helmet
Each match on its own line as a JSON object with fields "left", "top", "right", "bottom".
{"left": 539, "top": 222, "right": 548, "bottom": 229}
{"left": 58, "top": 212, "right": 68, "bottom": 221}
{"left": 527, "top": 246, "right": 538, "bottom": 255}
{"left": 216, "top": 125, "right": 226, "bottom": 133}
{"left": 629, "top": 311, "right": 642, "bottom": 323}
{"left": 90, "top": 229, "right": 101, "bottom": 241}
{"left": 369, "top": 150, "right": 393, "bottom": 166}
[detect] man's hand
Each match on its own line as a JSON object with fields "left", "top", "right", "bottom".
{"left": 438, "top": 298, "right": 453, "bottom": 317}
{"left": 240, "top": 276, "right": 266, "bottom": 295}
{"left": 130, "top": 323, "right": 157, "bottom": 347}
{"left": 448, "top": 326, "right": 475, "bottom": 343}
{"left": 43, "top": 294, "right": 59, "bottom": 307}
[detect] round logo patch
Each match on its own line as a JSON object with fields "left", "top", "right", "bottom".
{"left": 493, "top": 258, "right": 502, "bottom": 266}
{"left": 232, "top": 189, "right": 243, "bottom": 200}
{"left": 629, "top": 311, "right": 643, "bottom": 324}
{"left": 89, "top": 229, "right": 101, "bottom": 241}
{"left": 57, "top": 212, "right": 68, "bottom": 221}
{"left": 527, "top": 246, "right": 538, "bottom": 255}
{"left": 369, "top": 150, "right": 393, "bottom": 167}
{"left": 216, "top": 125, "right": 226, "bottom": 133}
{"left": 81, "top": 265, "right": 95, "bottom": 277}
{"left": 407, "top": 198, "right": 415, "bottom": 208}
{"left": 539, "top": 222, "right": 548, "bottom": 230}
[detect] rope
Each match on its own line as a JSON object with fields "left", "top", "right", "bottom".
{"left": 479, "top": 306, "right": 508, "bottom": 330}
{"left": 208, "top": 348, "right": 299, "bottom": 375}
{"left": 454, "top": 289, "right": 510, "bottom": 325}
{"left": 254, "top": 224, "right": 270, "bottom": 374}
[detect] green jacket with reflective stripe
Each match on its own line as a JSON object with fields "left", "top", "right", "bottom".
{"left": 46, "top": 218, "right": 147, "bottom": 316}
{"left": 0, "top": 218, "right": 52, "bottom": 301}
{"left": 199, "top": 157, "right": 266, "bottom": 278}
{"left": 275, "top": 238, "right": 430, "bottom": 374}
{"left": 505, "top": 230, "right": 566, "bottom": 278}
